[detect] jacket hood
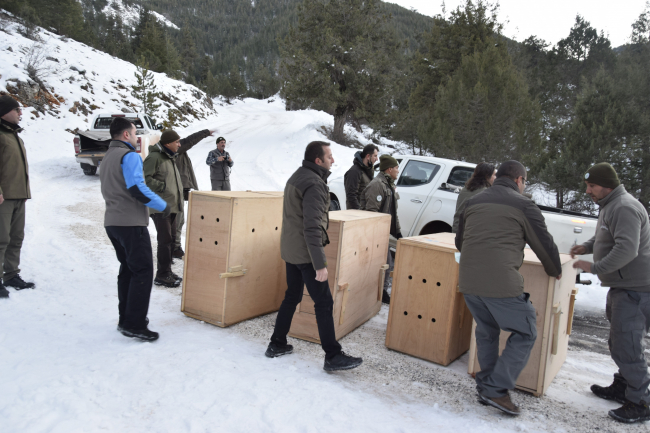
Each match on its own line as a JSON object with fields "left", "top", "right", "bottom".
{"left": 597, "top": 184, "right": 627, "bottom": 208}
{"left": 353, "top": 151, "right": 365, "bottom": 165}
{"left": 150, "top": 143, "right": 176, "bottom": 159}
{"left": 302, "top": 160, "right": 331, "bottom": 182}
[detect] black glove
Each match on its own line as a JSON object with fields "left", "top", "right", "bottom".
{"left": 161, "top": 204, "right": 172, "bottom": 218}
{"left": 395, "top": 232, "right": 403, "bottom": 240}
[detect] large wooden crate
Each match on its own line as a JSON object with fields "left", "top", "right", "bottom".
{"left": 467, "top": 250, "right": 578, "bottom": 396}
{"left": 385, "top": 233, "right": 473, "bottom": 366}
{"left": 181, "top": 191, "right": 286, "bottom": 327}
{"left": 288, "top": 210, "right": 391, "bottom": 343}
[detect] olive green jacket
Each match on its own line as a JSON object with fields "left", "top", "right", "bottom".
{"left": 0, "top": 120, "right": 31, "bottom": 199}
{"left": 452, "top": 186, "right": 486, "bottom": 233}
{"left": 281, "top": 161, "right": 331, "bottom": 270}
{"left": 361, "top": 172, "right": 401, "bottom": 237}
{"left": 143, "top": 143, "right": 184, "bottom": 214}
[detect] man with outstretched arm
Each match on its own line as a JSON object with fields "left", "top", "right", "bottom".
{"left": 265, "top": 141, "right": 363, "bottom": 371}
{"left": 456, "top": 160, "right": 562, "bottom": 416}
{"left": 172, "top": 128, "right": 216, "bottom": 259}
{"left": 100, "top": 117, "right": 169, "bottom": 342}
{"left": 570, "top": 162, "right": 650, "bottom": 424}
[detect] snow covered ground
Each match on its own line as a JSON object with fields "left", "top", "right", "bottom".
{"left": 0, "top": 13, "right": 635, "bottom": 433}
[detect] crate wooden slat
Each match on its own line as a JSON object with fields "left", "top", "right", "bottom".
{"left": 181, "top": 191, "right": 286, "bottom": 327}
{"left": 288, "top": 210, "right": 391, "bottom": 343}
{"left": 385, "top": 233, "right": 473, "bottom": 366}
{"left": 467, "top": 249, "right": 578, "bottom": 396}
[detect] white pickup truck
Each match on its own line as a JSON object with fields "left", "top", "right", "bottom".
{"left": 328, "top": 155, "right": 597, "bottom": 258}
{"left": 73, "top": 113, "right": 163, "bottom": 175}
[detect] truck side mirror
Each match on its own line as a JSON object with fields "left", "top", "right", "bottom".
{"left": 156, "top": 124, "right": 164, "bottom": 130}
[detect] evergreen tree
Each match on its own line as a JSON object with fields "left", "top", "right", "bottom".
{"left": 249, "top": 65, "right": 280, "bottom": 99}
{"left": 425, "top": 42, "right": 542, "bottom": 163}
{"left": 131, "top": 58, "right": 161, "bottom": 116}
{"left": 164, "top": 35, "right": 182, "bottom": 78}
{"left": 180, "top": 24, "right": 198, "bottom": 80}
{"left": 279, "top": 0, "right": 401, "bottom": 143}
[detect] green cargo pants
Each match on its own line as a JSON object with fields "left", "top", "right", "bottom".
{"left": 0, "top": 199, "right": 26, "bottom": 282}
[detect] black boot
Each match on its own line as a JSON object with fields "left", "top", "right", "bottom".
{"left": 609, "top": 400, "right": 650, "bottom": 423}
{"left": 154, "top": 275, "right": 181, "bottom": 287}
{"left": 120, "top": 325, "right": 159, "bottom": 342}
{"left": 118, "top": 317, "right": 148, "bottom": 332}
{"left": 324, "top": 351, "right": 363, "bottom": 371}
{"left": 172, "top": 248, "right": 184, "bottom": 259}
{"left": 382, "top": 289, "right": 391, "bottom": 304}
{"left": 5, "top": 275, "right": 35, "bottom": 290}
{"left": 0, "top": 282, "right": 8, "bottom": 298}
{"left": 171, "top": 272, "right": 183, "bottom": 283}
{"left": 265, "top": 342, "right": 294, "bottom": 358}
{"left": 591, "top": 377, "right": 627, "bottom": 404}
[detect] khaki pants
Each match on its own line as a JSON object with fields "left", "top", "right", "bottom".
{"left": 0, "top": 199, "right": 26, "bottom": 282}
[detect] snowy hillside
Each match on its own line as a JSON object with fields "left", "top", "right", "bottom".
{"left": 0, "top": 12, "right": 625, "bottom": 433}
{"left": 101, "top": 0, "right": 180, "bottom": 30}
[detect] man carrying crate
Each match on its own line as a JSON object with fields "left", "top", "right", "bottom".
{"left": 265, "top": 141, "right": 363, "bottom": 372}
{"left": 571, "top": 163, "right": 650, "bottom": 424}
{"left": 456, "top": 160, "right": 562, "bottom": 416}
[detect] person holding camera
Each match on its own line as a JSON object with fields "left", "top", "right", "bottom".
{"left": 206, "top": 136, "right": 233, "bottom": 191}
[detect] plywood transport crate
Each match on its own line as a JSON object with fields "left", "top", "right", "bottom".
{"left": 288, "top": 210, "right": 391, "bottom": 343}
{"left": 385, "top": 233, "right": 473, "bottom": 366}
{"left": 181, "top": 191, "right": 286, "bottom": 327}
{"left": 467, "top": 250, "right": 578, "bottom": 396}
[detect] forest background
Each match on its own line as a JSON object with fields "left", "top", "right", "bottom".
{"left": 1, "top": 0, "right": 649, "bottom": 213}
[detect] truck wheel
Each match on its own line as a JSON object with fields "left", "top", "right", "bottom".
{"left": 81, "top": 163, "right": 97, "bottom": 176}
{"left": 329, "top": 198, "right": 341, "bottom": 211}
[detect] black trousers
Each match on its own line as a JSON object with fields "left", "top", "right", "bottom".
{"left": 105, "top": 226, "right": 154, "bottom": 330}
{"left": 151, "top": 213, "right": 177, "bottom": 279}
{"left": 271, "top": 262, "right": 342, "bottom": 359}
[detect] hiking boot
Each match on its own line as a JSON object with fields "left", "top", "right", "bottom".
{"left": 609, "top": 400, "right": 650, "bottom": 423}
{"left": 172, "top": 272, "right": 183, "bottom": 283}
{"left": 478, "top": 392, "right": 520, "bottom": 416}
{"left": 118, "top": 317, "right": 148, "bottom": 332}
{"left": 4, "top": 275, "right": 35, "bottom": 290}
{"left": 0, "top": 282, "right": 8, "bottom": 298}
{"left": 120, "top": 325, "right": 159, "bottom": 342}
{"left": 154, "top": 275, "right": 181, "bottom": 288}
{"left": 382, "top": 289, "right": 391, "bottom": 304}
{"left": 265, "top": 342, "right": 294, "bottom": 358}
{"left": 591, "top": 378, "right": 627, "bottom": 404}
{"left": 323, "top": 351, "right": 363, "bottom": 372}
{"left": 172, "top": 248, "right": 185, "bottom": 259}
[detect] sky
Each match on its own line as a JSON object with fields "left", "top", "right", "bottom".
{"left": 387, "top": 0, "right": 648, "bottom": 48}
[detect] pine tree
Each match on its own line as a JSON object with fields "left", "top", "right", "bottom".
{"left": 131, "top": 58, "right": 161, "bottom": 116}
{"left": 279, "top": 0, "right": 401, "bottom": 143}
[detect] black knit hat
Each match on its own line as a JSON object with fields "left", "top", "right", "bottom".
{"left": 0, "top": 95, "right": 20, "bottom": 118}
{"left": 216, "top": 136, "right": 226, "bottom": 144}
{"left": 379, "top": 154, "right": 399, "bottom": 171}
{"left": 160, "top": 130, "right": 180, "bottom": 145}
{"left": 585, "top": 162, "right": 620, "bottom": 189}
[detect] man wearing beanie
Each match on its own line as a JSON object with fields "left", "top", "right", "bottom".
{"left": 0, "top": 95, "right": 35, "bottom": 298}
{"left": 360, "top": 154, "right": 402, "bottom": 304}
{"left": 143, "top": 130, "right": 186, "bottom": 287}
{"left": 206, "top": 136, "right": 233, "bottom": 191}
{"left": 571, "top": 162, "right": 650, "bottom": 423}
{"left": 344, "top": 144, "right": 378, "bottom": 209}
{"left": 456, "top": 160, "right": 562, "bottom": 416}
{"left": 171, "top": 128, "right": 216, "bottom": 259}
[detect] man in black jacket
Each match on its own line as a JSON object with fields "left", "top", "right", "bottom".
{"left": 344, "top": 144, "right": 378, "bottom": 210}
{"left": 265, "top": 141, "right": 363, "bottom": 372}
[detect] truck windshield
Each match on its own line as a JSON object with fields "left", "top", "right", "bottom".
{"left": 94, "top": 117, "right": 144, "bottom": 129}
{"left": 446, "top": 167, "right": 475, "bottom": 188}
{"left": 397, "top": 160, "right": 441, "bottom": 187}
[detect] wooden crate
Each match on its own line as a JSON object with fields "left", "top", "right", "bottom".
{"left": 385, "top": 233, "right": 474, "bottom": 366}
{"left": 181, "top": 191, "right": 286, "bottom": 327}
{"left": 467, "top": 250, "right": 578, "bottom": 396}
{"left": 288, "top": 210, "right": 391, "bottom": 343}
